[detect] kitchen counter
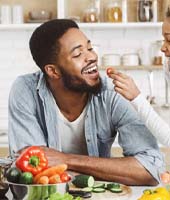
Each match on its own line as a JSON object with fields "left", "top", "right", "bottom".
{"left": 5, "top": 185, "right": 160, "bottom": 200}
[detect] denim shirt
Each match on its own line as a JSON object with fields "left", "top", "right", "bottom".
{"left": 8, "top": 70, "right": 164, "bottom": 182}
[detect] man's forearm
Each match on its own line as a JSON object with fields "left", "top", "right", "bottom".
{"left": 65, "top": 154, "right": 157, "bottom": 186}
{"left": 43, "top": 147, "right": 157, "bottom": 186}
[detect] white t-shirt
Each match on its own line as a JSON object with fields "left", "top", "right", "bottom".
{"left": 56, "top": 104, "right": 88, "bottom": 155}
{"left": 131, "top": 93, "right": 170, "bottom": 146}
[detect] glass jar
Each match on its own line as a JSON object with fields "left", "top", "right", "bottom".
{"left": 151, "top": 40, "right": 163, "bottom": 65}
{"left": 83, "top": 0, "right": 99, "bottom": 23}
{"left": 105, "top": 0, "right": 122, "bottom": 22}
{"left": 137, "top": 0, "right": 153, "bottom": 22}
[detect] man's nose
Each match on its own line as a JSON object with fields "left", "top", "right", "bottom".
{"left": 85, "top": 50, "right": 97, "bottom": 62}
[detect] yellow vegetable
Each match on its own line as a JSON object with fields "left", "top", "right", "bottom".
{"left": 138, "top": 187, "right": 170, "bottom": 200}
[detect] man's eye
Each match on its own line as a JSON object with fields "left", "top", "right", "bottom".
{"left": 88, "top": 48, "right": 93, "bottom": 51}
{"left": 72, "top": 53, "right": 81, "bottom": 58}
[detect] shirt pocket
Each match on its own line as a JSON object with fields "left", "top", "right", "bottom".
{"left": 97, "top": 136, "right": 115, "bottom": 158}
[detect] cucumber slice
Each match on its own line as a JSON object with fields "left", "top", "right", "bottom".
{"left": 109, "top": 187, "right": 122, "bottom": 193}
{"left": 93, "top": 183, "right": 105, "bottom": 189}
{"left": 93, "top": 188, "right": 106, "bottom": 193}
{"left": 72, "top": 175, "right": 95, "bottom": 188}
{"left": 106, "top": 183, "right": 120, "bottom": 190}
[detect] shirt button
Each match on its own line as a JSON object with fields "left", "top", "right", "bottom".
{"left": 87, "top": 139, "right": 91, "bottom": 142}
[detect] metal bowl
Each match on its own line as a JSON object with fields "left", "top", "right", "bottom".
{"left": 7, "top": 181, "right": 69, "bottom": 200}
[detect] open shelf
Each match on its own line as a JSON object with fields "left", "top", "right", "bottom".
{"left": 0, "top": 22, "right": 162, "bottom": 31}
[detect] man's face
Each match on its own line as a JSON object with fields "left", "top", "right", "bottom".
{"left": 56, "top": 28, "right": 101, "bottom": 93}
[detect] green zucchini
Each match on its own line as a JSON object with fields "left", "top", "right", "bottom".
{"left": 72, "top": 175, "right": 95, "bottom": 188}
{"left": 93, "top": 188, "right": 105, "bottom": 193}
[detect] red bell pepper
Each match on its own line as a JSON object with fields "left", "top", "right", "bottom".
{"left": 16, "top": 146, "right": 48, "bottom": 176}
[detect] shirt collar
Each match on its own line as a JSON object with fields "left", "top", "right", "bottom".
{"left": 36, "top": 71, "right": 49, "bottom": 99}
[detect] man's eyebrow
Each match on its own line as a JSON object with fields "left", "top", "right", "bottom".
{"left": 70, "top": 40, "right": 91, "bottom": 53}
{"left": 164, "top": 33, "right": 170, "bottom": 35}
{"left": 70, "top": 45, "right": 82, "bottom": 53}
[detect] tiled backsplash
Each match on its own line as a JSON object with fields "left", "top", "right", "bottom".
{"left": 0, "top": 26, "right": 169, "bottom": 135}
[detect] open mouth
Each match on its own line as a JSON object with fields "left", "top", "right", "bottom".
{"left": 82, "top": 65, "right": 98, "bottom": 74}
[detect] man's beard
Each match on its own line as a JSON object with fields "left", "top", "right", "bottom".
{"left": 164, "top": 56, "right": 170, "bottom": 84}
{"left": 59, "top": 66, "right": 102, "bottom": 94}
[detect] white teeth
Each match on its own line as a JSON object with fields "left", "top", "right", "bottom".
{"left": 84, "top": 66, "right": 97, "bottom": 74}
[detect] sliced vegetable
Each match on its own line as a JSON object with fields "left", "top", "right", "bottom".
{"left": 72, "top": 175, "right": 95, "bottom": 188}
{"left": 16, "top": 146, "right": 48, "bottom": 176}
{"left": 106, "top": 182, "right": 120, "bottom": 190}
{"left": 19, "top": 172, "right": 33, "bottom": 184}
{"left": 34, "top": 164, "right": 67, "bottom": 183}
{"left": 109, "top": 187, "right": 122, "bottom": 193}
{"left": 93, "top": 183, "right": 105, "bottom": 189}
{"left": 93, "top": 188, "right": 105, "bottom": 193}
{"left": 6, "top": 167, "right": 22, "bottom": 183}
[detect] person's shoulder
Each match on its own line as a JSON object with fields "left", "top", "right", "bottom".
{"left": 12, "top": 70, "right": 41, "bottom": 89}
{"left": 10, "top": 70, "right": 42, "bottom": 98}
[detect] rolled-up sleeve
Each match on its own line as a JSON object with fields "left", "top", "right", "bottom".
{"left": 135, "top": 149, "right": 164, "bottom": 182}
{"left": 111, "top": 94, "right": 164, "bottom": 183}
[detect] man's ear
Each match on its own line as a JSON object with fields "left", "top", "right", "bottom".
{"left": 44, "top": 64, "right": 61, "bottom": 79}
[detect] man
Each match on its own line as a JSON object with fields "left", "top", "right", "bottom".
{"left": 106, "top": 7, "right": 170, "bottom": 147}
{"left": 8, "top": 19, "right": 163, "bottom": 186}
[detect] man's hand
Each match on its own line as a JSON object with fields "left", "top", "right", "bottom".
{"left": 106, "top": 67, "right": 140, "bottom": 101}
{"left": 41, "top": 146, "right": 68, "bottom": 166}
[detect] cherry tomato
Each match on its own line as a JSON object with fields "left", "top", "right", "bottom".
{"left": 106, "top": 67, "right": 112, "bottom": 75}
{"left": 60, "top": 172, "right": 71, "bottom": 182}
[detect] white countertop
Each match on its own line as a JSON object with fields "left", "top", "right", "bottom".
{"left": 6, "top": 185, "right": 160, "bottom": 200}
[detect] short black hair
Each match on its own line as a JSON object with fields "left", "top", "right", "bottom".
{"left": 29, "top": 19, "right": 79, "bottom": 72}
